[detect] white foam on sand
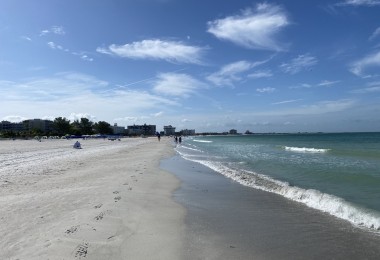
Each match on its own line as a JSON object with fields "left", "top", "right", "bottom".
{"left": 178, "top": 152, "right": 380, "bottom": 233}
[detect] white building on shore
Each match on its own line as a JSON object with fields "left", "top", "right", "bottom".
{"left": 112, "top": 123, "right": 126, "bottom": 135}
{"left": 163, "top": 125, "right": 176, "bottom": 136}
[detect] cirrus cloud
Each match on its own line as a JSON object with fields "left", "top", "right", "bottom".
{"left": 207, "top": 3, "right": 290, "bottom": 51}
{"left": 280, "top": 54, "right": 318, "bottom": 74}
{"left": 97, "top": 39, "right": 206, "bottom": 64}
{"left": 256, "top": 87, "right": 275, "bottom": 93}
{"left": 40, "top": 26, "right": 66, "bottom": 36}
{"left": 336, "top": 0, "right": 380, "bottom": 6}
{"left": 152, "top": 73, "right": 207, "bottom": 97}
{"left": 350, "top": 50, "right": 380, "bottom": 77}
{"left": 207, "top": 59, "right": 271, "bottom": 87}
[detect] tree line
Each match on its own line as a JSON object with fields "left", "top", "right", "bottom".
{"left": 53, "top": 117, "right": 114, "bottom": 136}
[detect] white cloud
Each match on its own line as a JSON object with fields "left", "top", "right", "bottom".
{"left": 47, "top": 41, "right": 63, "bottom": 50}
{"left": 40, "top": 26, "right": 66, "bottom": 36}
{"left": 97, "top": 39, "right": 206, "bottom": 64}
{"left": 80, "top": 55, "right": 94, "bottom": 62}
{"left": 304, "top": 99, "right": 356, "bottom": 114}
{"left": 290, "top": 81, "right": 339, "bottom": 89}
{"left": 369, "top": 27, "right": 380, "bottom": 41}
{"left": 350, "top": 50, "right": 380, "bottom": 77}
{"left": 152, "top": 111, "right": 164, "bottom": 117}
{"left": 152, "top": 73, "right": 206, "bottom": 97}
{"left": 336, "top": 0, "right": 380, "bottom": 6}
{"left": 350, "top": 81, "right": 380, "bottom": 94}
{"left": 47, "top": 43, "right": 93, "bottom": 61}
{"left": 318, "top": 80, "right": 340, "bottom": 86}
{"left": 207, "top": 59, "right": 271, "bottom": 87}
{"left": 280, "top": 54, "right": 318, "bottom": 74}
{"left": 207, "top": 60, "right": 253, "bottom": 87}
{"left": 0, "top": 72, "right": 108, "bottom": 102}
{"left": 51, "top": 26, "right": 65, "bottom": 35}
{"left": 207, "top": 3, "right": 289, "bottom": 51}
{"left": 1, "top": 115, "right": 27, "bottom": 123}
{"left": 21, "top": 36, "right": 32, "bottom": 41}
{"left": 350, "top": 85, "right": 380, "bottom": 93}
{"left": 121, "top": 116, "right": 151, "bottom": 124}
{"left": 68, "top": 113, "right": 97, "bottom": 122}
{"left": 0, "top": 73, "right": 180, "bottom": 124}
{"left": 256, "top": 87, "right": 275, "bottom": 93}
{"left": 272, "top": 99, "right": 302, "bottom": 105}
{"left": 248, "top": 70, "right": 273, "bottom": 79}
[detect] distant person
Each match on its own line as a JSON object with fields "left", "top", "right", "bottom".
{"left": 179, "top": 136, "right": 182, "bottom": 144}
{"left": 175, "top": 136, "right": 178, "bottom": 143}
{"left": 157, "top": 133, "right": 161, "bottom": 142}
{"left": 73, "top": 141, "right": 81, "bottom": 149}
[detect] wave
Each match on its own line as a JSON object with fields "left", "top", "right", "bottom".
{"left": 179, "top": 145, "right": 203, "bottom": 152}
{"left": 179, "top": 155, "right": 380, "bottom": 233}
{"left": 284, "top": 146, "right": 330, "bottom": 153}
{"left": 192, "top": 139, "right": 213, "bottom": 143}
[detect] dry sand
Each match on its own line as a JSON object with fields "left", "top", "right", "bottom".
{"left": 0, "top": 137, "right": 185, "bottom": 259}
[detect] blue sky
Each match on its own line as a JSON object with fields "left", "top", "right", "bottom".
{"left": 1, "top": 0, "right": 380, "bottom": 133}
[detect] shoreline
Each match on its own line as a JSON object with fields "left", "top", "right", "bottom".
{"left": 162, "top": 154, "right": 380, "bottom": 260}
{"left": 2, "top": 138, "right": 380, "bottom": 259}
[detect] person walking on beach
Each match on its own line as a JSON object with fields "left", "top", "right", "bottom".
{"left": 156, "top": 132, "right": 161, "bottom": 142}
{"left": 175, "top": 136, "right": 178, "bottom": 143}
{"left": 179, "top": 136, "right": 182, "bottom": 144}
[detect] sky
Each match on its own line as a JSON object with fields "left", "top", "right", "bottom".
{"left": 1, "top": 0, "right": 380, "bottom": 133}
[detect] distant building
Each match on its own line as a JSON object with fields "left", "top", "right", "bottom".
{"left": 0, "top": 119, "right": 54, "bottom": 134}
{"left": 163, "top": 125, "right": 176, "bottom": 136}
{"left": 25, "top": 119, "right": 53, "bottom": 133}
{"left": 127, "top": 124, "right": 156, "bottom": 136}
{"left": 112, "top": 123, "right": 126, "bottom": 135}
{"left": 0, "top": 121, "right": 24, "bottom": 132}
{"left": 229, "top": 129, "right": 238, "bottom": 135}
{"left": 181, "top": 129, "right": 195, "bottom": 136}
{"left": 0, "top": 121, "right": 12, "bottom": 131}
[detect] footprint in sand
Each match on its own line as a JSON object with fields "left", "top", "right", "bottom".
{"left": 74, "top": 241, "right": 89, "bottom": 258}
{"left": 114, "top": 196, "right": 122, "bottom": 202}
{"left": 94, "top": 203, "right": 103, "bottom": 209}
{"left": 65, "top": 225, "right": 79, "bottom": 234}
{"left": 94, "top": 211, "right": 109, "bottom": 221}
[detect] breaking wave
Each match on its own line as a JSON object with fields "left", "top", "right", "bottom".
{"left": 284, "top": 146, "right": 330, "bottom": 153}
{"left": 192, "top": 139, "right": 213, "bottom": 143}
{"left": 180, "top": 155, "right": 380, "bottom": 233}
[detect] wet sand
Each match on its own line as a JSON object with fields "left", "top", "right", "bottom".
{"left": 161, "top": 155, "right": 380, "bottom": 260}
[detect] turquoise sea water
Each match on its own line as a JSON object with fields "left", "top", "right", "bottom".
{"left": 175, "top": 133, "right": 380, "bottom": 232}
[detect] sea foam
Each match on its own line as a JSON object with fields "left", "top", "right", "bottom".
{"left": 178, "top": 152, "right": 380, "bottom": 233}
{"left": 284, "top": 146, "right": 330, "bottom": 153}
{"left": 192, "top": 139, "right": 213, "bottom": 143}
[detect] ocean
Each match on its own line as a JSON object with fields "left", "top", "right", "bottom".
{"left": 175, "top": 132, "right": 380, "bottom": 233}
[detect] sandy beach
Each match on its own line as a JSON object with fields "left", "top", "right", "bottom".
{"left": 0, "top": 137, "right": 185, "bottom": 259}
{"left": 2, "top": 137, "right": 380, "bottom": 260}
